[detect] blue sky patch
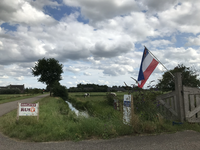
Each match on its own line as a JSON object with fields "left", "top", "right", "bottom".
{"left": 1, "top": 23, "right": 18, "bottom": 31}
{"left": 43, "top": 4, "right": 89, "bottom": 23}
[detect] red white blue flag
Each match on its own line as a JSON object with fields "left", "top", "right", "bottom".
{"left": 137, "top": 47, "right": 159, "bottom": 88}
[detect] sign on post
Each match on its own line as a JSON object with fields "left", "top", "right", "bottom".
{"left": 17, "top": 103, "right": 39, "bottom": 121}
{"left": 123, "top": 95, "right": 133, "bottom": 125}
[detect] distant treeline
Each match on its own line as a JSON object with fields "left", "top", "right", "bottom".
{"left": 0, "top": 88, "right": 45, "bottom": 94}
{"left": 68, "top": 83, "right": 133, "bottom": 92}
{"left": 24, "top": 88, "right": 46, "bottom": 94}
{"left": 68, "top": 83, "right": 108, "bottom": 92}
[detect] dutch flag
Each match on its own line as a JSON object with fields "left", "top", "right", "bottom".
{"left": 137, "top": 47, "right": 159, "bottom": 88}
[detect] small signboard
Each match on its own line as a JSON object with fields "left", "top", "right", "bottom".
{"left": 17, "top": 102, "right": 39, "bottom": 120}
{"left": 123, "top": 95, "right": 132, "bottom": 125}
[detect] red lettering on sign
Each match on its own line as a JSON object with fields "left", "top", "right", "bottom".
{"left": 30, "top": 107, "right": 35, "bottom": 112}
{"left": 21, "top": 103, "right": 36, "bottom": 107}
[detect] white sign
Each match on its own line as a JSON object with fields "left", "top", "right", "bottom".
{"left": 18, "top": 103, "right": 39, "bottom": 116}
{"left": 123, "top": 95, "right": 132, "bottom": 125}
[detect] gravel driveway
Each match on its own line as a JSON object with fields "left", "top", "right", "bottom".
{"left": 1, "top": 130, "right": 200, "bottom": 150}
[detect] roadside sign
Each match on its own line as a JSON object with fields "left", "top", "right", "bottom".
{"left": 17, "top": 102, "right": 39, "bottom": 120}
{"left": 123, "top": 95, "right": 133, "bottom": 125}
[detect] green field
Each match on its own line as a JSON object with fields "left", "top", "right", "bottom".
{"left": 0, "top": 92, "right": 200, "bottom": 142}
{"left": 69, "top": 92, "right": 125, "bottom": 103}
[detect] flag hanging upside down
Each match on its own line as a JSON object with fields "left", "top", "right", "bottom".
{"left": 137, "top": 47, "right": 159, "bottom": 88}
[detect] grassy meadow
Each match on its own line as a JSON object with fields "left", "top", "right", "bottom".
{"left": 0, "top": 92, "right": 200, "bottom": 142}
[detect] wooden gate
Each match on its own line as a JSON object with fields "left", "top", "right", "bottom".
{"left": 183, "top": 86, "right": 200, "bottom": 123}
{"left": 156, "top": 72, "right": 200, "bottom": 123}
{"left": 156, "top": 91, "right": 178, "bottom": 120}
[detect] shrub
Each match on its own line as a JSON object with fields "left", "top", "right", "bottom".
{"left": 52, "top": 84, "right": 68, "bottom": 99}
{"left": 133, "top": 90, "right": 162, "bottom": 121}
{"left": 0, "top": 89, "right": 20, "bottom": 94}
{"left": 105, "top": 93, "right": 115, "bottom": 106}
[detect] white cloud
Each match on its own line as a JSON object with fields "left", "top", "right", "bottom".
{"left": 14, "top": 76, "right": 24, "bottom": 81}
{"left": 28, "top": 0, "right": 61, "bottom": 11}
{"left": 84, "top": 72, "right": 91, "bottom": 76}
{"left": 186, "top": 35, "right": 200, "bottom": 46}
{"left": 99, "top": 63, "right": 134, "bottom": 76}
{"left": 72, "top": 76, "right": 77, "bottom": 79}
{"left": 0, "top": 75, "right": 9, "bottom": 79}
{"left": 98, "top": 80, "right": 109, "bottom": 85}
{"left": 144, "top": 39, "right": 173, "bottom": 49}
{"left": 140, "top": 0, "right": 178, "bottom": 12}
{"left": 0, "top": 0, "right": 56, "bottom": 26}
{"left": 66, "top": 66, "right": 81, "bottom": 73}
{"left": 171, "top": 35, "right": 177, "bottom": 43}
{"left": 64, "top": 0, "right": 140, "bottom": 23}
{"left": 1, "top": 0, "right": 200, "bottom": 89}
{"left": 158, "top": 1, "right": 200, "bottom": 34}
{"left": 67, "top": 82, "right": 73, "bottom": 85}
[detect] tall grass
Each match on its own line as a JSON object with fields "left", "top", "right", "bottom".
{"left": 1, "top": 92, "right": 200, "bottom": 142}
{"left": 0, "top": 96, "right": 131, "bottom": 141}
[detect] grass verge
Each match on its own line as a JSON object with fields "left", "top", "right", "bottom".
{"left": 0, "top": 96, "right": 132, "bottom": 141}
{"left": 0, "top": 94, "right": 200, "bottom": 142}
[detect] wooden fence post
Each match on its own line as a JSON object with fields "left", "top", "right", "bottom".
{"left": 175, "top": 72, "right": 185, "bottom": 122}
{"left": 16, "top": 102, "right": 19, "bottom": 121}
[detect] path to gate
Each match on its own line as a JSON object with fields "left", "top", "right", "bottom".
{"left": 0, "top": 94, "right": 49, "bottom": 117}
{"left": 1, "top": 130, "right": 200, "bottom": 150}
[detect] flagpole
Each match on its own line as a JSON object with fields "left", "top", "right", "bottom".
{"left": 144, "top": 46, "right": 175, "bottom": 78}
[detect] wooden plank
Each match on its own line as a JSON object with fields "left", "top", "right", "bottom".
{"left": 196, "top": 95, "right": 200, "bottom": 118}
{"left": 183, "top": 86, "right": 200, "bottom": 95}
{"left": 156, "top": 91, "right": 176, "bottom": 100}
{"left": 183, "top": 86, "right": 200, "bottom": 122}
{"left": 190, "top": 95, "right": 196, "bottom": 120}
{"left": 174, "top": 96, "right": 177, "bottom": 113}
{"left": 16, "top": 102, "right": 19, "bottom": 121}
{"left": 186, "top": 104, "right": 200, "bottom": 118}
{"left": 159, "top": 99, "right": 178, "bottom": 116}
{"left": 167, "top": 98, "right": 170, "bottom": 106}
{"left": 183, "top": 91, "right": 190, "bottom": 120}
{"left": 175, "top": 72, "right": 184, "bottom": 122}
{"left": 166, "top": 98, "right": 171, "bottom": 118}
{"left": 171, "top": 97, "right": 175, "bottom": 112}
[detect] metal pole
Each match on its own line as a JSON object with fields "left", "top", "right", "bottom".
{"left": 144, "top": 46, "right": 175, "bottom": 78}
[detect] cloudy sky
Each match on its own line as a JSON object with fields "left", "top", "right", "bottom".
{"left": 0, "top": 0, "right": 200, "bottom": 89}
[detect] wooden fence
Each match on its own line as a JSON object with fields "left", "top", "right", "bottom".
{"left": 156, "top": 72, "right": 200, "bottom": 123}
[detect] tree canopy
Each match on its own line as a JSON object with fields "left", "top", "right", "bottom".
{"left": 156, "top": 64, "right": 200, "bottom": 91}
{"left": 31, "top": 58, "right": 63, "bottom": 89}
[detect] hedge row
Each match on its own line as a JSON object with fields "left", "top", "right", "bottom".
{"left": 0, "top": 89, "right": 21, "bottom": 94}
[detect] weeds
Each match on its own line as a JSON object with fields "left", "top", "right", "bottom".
{"left": 1, "top": 93, "right": 200, "bottom": 142}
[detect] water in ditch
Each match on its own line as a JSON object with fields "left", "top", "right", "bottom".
{"left": 65, "top": 101, "right": 89, "bottom": 118}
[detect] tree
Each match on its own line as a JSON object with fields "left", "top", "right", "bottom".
{"left": 52, "top": 82, "right": 68, "bottom": 99}
{"left": 156, "top": 64, "right": 200, "bottom": 91}
{"left": 31, "top": 58, "right": 63, "bottom": 96}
